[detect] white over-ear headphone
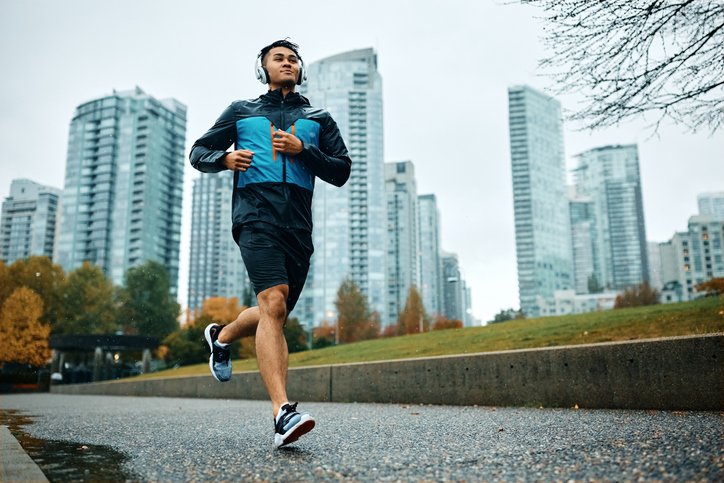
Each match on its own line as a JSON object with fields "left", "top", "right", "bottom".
{"left": 255, "top": 51, "right": 306, "bottom": 85}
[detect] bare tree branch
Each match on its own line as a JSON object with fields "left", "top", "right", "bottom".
{"left": 522, "top": 0, "right": 724, "bottom": 133}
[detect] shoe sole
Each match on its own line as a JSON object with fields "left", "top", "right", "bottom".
{"left": 274, "top": 415, "right": 315, "bottom": 448}
{"left": 204, "top": 324, "right": 230, "bottom": 383}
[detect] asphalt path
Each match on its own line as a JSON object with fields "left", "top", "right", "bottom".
{"left": 1, "top": 393, "right": 722, "bottom": 482}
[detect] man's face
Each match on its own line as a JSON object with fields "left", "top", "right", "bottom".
{"left": 264, "top": 46, "right": 300, "bottom": 88}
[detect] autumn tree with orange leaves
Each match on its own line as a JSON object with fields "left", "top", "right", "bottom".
{"left": 0, "top": 287, "right": 51, "bottom": 366}
{"left": 397, "top": 285, "right": 429, "bottom": 335}
{"left": 335, "top": 279, "right": 379, "bottom": 343}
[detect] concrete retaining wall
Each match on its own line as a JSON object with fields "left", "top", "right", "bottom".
{"left": 52, "top": 333, "right": 724, "bottom": 410}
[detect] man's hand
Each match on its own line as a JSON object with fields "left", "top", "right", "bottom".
{"left": 223, "top": 149, "right": 254, "bottom": 171}
{"left": 272, "top": 129, "right": 303, "bottom": 155}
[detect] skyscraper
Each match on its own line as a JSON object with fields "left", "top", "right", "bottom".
{"left": 569, "top": 188, "right": 597, "bottom": 294}
{"left": 698, "top": 192, "right": 724, "bottom": 220}
{"left": 441, "top": 251, "right": 464, "bottom": 322}
{"left": 508, "top": 85, "right": 572, "bottom": 318}
{"left": 187, "top": 171, "right": 249, "bottom": 311}
{"left": 572, "top": 145, "right": 649, "bottom": 290}
{"left": 417, "top": 194, "right": 442, "bottom": 317}
{"left": 55, "top": 87, "right": 186, "bottom": 294}
{"left": 298, "top": 48, "right": 386, "bottom": 326}
{"left": 385, "top": 161, "right": 419, "bottom": 325}
{"left": 1, "top": 179, "right": 61, "bottom": 264}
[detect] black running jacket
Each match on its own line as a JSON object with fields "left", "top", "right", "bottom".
{"left": 190, "top": 88, "right": 351, "bottom": 237}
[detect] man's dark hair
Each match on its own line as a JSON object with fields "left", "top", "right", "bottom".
{"left": 259, "top": 39, "right": 302, "bottom": 64}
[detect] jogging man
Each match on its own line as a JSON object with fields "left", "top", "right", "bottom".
{"left": 189, "top": 39, "right": 351, "bottom": 448}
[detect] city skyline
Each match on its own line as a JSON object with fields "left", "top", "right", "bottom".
{"left": 1, "top": 0, "right": 722, "bottom": 321}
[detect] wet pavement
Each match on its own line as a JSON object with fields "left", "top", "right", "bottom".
{"left": 1, "top": 408, "right": 138, "bottom": 482}
{"left": 1, "top": 393, "right": 722, "bottom": 482}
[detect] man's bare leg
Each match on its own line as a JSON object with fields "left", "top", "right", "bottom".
{"left": 218, "top": 306, "right": 260, "bottom": 343}
{"left": 255, "top": 285, "right": 290, "bottom": 417}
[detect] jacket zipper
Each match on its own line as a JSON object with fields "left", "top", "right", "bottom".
{"left": 281, "top": 97, "right": 287, "bottom": 183}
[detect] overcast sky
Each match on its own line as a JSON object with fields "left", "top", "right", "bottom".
{"left": 1, "top": 0, "right": 722, "bottom": 322}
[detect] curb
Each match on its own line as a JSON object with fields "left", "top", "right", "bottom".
{"left": 51, "top": 333, "right": 724, "bottom": 410}
{"left": 0, "top": 426, "right": 49, "bottom": 483}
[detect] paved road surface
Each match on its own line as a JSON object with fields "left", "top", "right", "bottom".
{"left": 1, "top": 394, "right": 722, "bottom": 482}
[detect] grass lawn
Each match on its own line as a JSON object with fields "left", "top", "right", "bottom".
{"left": 134, "top": 296, "right": 724, "bottom": 380}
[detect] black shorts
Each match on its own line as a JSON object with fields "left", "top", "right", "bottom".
{"left": 236, "top": 222, "right": 314, "bottom": 313}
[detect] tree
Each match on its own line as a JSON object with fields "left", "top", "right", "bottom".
{"left": 116, "top": 261, "right": 180, "bottom": 340}
{"left": 525, "top": 0, "right": 724, "bottom": 132}
{"left": 3, "top": 256, "right": 66, "bottom": 328}
{"left": 0, "top": 287, "right": 51, "bottom": 366}
{"left": 312, "top": 320, "right": 336, "bottom": 348}
{"left": 55, "top": 262, "right": 117, "bottom": 335}
{"left": 162, "top": 313, "right": 211, "bottom": 367}
{"left": 587, "top": 274, "right": 603, "bottom": 294}
{"left": 694, "top": 277, "right": 724, "bottom": 296}
{"left": 614, "top": 282, "right": 660, "bottom": 309}
{"left": 198, "top": 296, "right": 254, "bottom": 358}
{"left": 432, "top": 315, "right": 463, "bottom": 331}
{"left": 0, "top": 261, "right": 11, "bottom": 308}
{"left": 491, "top": 308, "right": 526, "bottom": 323}
{"left": 201, "top": 297, "right": 244, "bottom": 324}
{"left": 381, "top": 323, "right": 399, "bottom": 338}
{"left": 364, "top": 311, "right": 381, "bottom": 341}
{"left": 284, "top": 317, "right": 308, "bottom": 353}
{"left": 334, "top": 279, "right": 377, "bottom": 343}
{"left": 397, "top": 285, "right": 429, "bottom": 335}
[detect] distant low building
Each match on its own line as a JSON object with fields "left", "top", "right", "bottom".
{"left": 537, "top": 290, "right": 619, "bottom": 316}
{"left": 659, "top": 281, "right": 685, "bottom": 304}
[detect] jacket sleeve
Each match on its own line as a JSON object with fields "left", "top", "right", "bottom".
{"left": 296, "top": 114, "right": 352, "bottom": 187}
{"left": 189, "top": 104, "right": 237, "bottom": 173}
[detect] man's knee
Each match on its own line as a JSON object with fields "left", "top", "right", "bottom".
{"left": 258, "top": 286, "right": 288, "bottom": 321}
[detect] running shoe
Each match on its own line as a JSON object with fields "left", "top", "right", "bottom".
{"left": 274, "top": 402, "right": 315, "bottom": 448}
{"left": 204, "top": 323, "right": 231, "bottom": 382}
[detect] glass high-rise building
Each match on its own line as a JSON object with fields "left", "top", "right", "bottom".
{"left": 569, "top": 188, "right": 597, "bottom": 294}
{"left": 187, "top": 171, "right": 250, "bottom": 311}
{"left": 418, "top": 194, "right": 442, "bottom": 317}
{"left": 572, "top": 144, "right": 649, "bottom": 290}
{"left": 1, "top": 179, "right": 61, "bottom": 264}
{"left": 298, "top": 48, "right": 386, "bottom": 326}
{"left": 698, "top": 192, "right": 724, "bottom": 220}
{"left": 441, "top": 251, "right": 464, "bottom": 322}
{"left": 508, "top": 85, "right": 572, "bottom": 318}
{"left": 55, "top": 87, "right": 186, "bottom": 294}
{"left": 385, "top": 161, "right": 419, "bottom": 325}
